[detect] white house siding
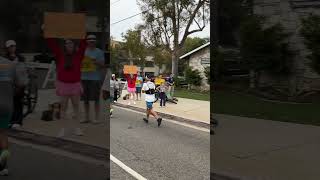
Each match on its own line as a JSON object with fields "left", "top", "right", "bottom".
{"left": 254, "top": 0, "right": 320, "bottom": 92}
{"left": 188, "top": 47, "right": 210, "bottom": 90}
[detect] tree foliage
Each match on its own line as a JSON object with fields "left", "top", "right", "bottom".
{"left": 137, "top": 0, "right": 210, "bottom": 76}
{"left": 122, "top": 28, "right": 147, "bottom": 71}
{"left": 240, "top": 15, "right": 293, "bottom": 75}
{"left": 181, "top": 37, "right": 209, "bottom": 55}
{"left": 300, "top": 14, "right": 320, "bottom": 74}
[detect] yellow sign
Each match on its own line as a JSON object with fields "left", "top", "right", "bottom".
{"left": 123, "top": 65, "right": 138, "bottom": 74}
{"left": 44, "top": 12, "right": 86, "bottom": 39}
{"left": 155, "top": 78, "right": 165, "bottom": 85}
{"left": 81, "top": 56, "right": 97, "bottom": 72}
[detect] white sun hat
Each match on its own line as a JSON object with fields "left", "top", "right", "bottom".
{"left": 5, "top": 40, "right": 16, "bottom": 48}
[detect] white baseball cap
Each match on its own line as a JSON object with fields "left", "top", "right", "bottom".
{"left": 86, "top": 34, "right": 97, "bottom": 42}
{"left": 5, "top": 40, "right": 16, "bottom": 48}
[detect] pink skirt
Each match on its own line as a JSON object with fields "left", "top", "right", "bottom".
{"left": 55, "top": 81, "right": 83, "bottom": 96}
{"left": 127, "top": 87, "right": 136, "bottom": 93}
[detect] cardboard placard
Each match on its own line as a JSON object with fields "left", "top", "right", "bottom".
{"left": 123, "top": 65, "right": 138, "bottom": 74}
{"left": 44, "top": 12, "right": 86, "bottom": 39}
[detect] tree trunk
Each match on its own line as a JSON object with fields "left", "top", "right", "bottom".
{"left": 171, "top": 50, "right": 179, "bottom": 77}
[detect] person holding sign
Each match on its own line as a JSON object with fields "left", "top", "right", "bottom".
{"left": 81, "top": 35, "right": 105, "bottom": 124}
{"left": 124, "top": 71, "right": 138, "bottom": 105}
{"left": 45, "top": 37, "right": 87, "bottom": 137}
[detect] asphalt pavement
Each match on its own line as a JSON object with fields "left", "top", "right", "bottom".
{"left": 110, "top": 107, "right": 210, "bottom": 180}
{"left": 4, "top": 141, "right": 108, "bottom": 180}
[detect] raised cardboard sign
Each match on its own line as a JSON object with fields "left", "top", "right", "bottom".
{"left": 44, "top": 12, "right": 86, "bottom": 39}
{"left": 123, "top": 65, "right": 138, "bottom": 74}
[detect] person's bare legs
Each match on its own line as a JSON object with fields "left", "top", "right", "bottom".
{"left": 83, "top": 102, "right": 90, "bottom": 122}
{"left": 94, "top": 100, "right": 100, "bottom": 123}
{"left": 71, "top": 95, "right": 80, "bottom": 120}
{"left": 0, "top": 129, "right": 8, "bottom": 150}
{"left": 58, "top": 96, "right": 69, "bottom": 138}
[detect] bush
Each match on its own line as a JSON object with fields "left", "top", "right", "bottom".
{"left": 300, "top": 14, "right": 320, "bottom": 74}
{"left": 185, "top": 67, "right": 202, "bottom": 86}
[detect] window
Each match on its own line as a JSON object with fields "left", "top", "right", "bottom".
{"left": 201, "top": 58, "right": 210, "bottom": 65}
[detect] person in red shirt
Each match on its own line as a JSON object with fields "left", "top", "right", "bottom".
{"left": 46, "top": 38, "right": 87, "bottom": 137}
{"left": 124, "top": 73, "right": 137, "bottom": 105}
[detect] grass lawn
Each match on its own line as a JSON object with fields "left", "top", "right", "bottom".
{"left": 214, "top": 90, "right": 320, "bottom": 126}
{"left": 174, "top": 88, "right": 210, "bottom": 101}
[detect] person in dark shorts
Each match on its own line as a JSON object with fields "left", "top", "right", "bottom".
{"left": 0, "top": 56, "right": 20, "bottom": 176}
{"left": 81, "top": 35, "right": 105, "bottom": 124}
{"left": 142, "top": 76, "right": 162, "bottom": 127}
{"left": 135, "top": 72, "right": 143, "bottom": 101}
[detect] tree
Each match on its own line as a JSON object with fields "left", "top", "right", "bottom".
{"left": 152, "top": 46, "right": 171, "bottom": 74}
{"left": 122, "top": 28, "right": 147, "bottom": 72}
{"left": 138, "top": 0, "right": 210, "bottom": 77}
{"left": 181, "top": 37, "right": 209, "bottom": 55}
{"left": 300, "top": 14, "right": 320, "bottom": 74}
{"left": 240, "top": 15, "right": 294, "bottom": 88}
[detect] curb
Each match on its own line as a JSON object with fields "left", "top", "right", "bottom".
{"left": 7, "top": 129, "right": 108, "bottom": 161}
{"left": 211, "top": 173, "right": 243, "bottom": 180}
{"left": 114, "top": 103, "right": 210, "bottom": 129}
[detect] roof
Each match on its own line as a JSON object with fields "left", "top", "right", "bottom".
{"left": 179, "top": 42, "right": 210, "bottom": 59}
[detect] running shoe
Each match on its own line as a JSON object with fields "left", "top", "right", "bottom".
{"left": 0, "top": 168, "right": 8, "bottom": 176}
{"left": 143, "top": 118, "right": 149, "bottom": 123}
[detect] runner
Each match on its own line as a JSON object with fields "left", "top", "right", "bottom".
{"left": 46, "top": 37, "right": 87, "bottom": 137}
{"left": 142, "top": 76, "right": 162, "bottom": 127}
{"left": 124, "top": 73, "right": 137, "bottom": 105}
{"left": 135, "top": 72, "right": 143, "bottom": 101}
{"left": 81, "top": 35, "right": 105, "bottom": 124}
{"left": 0, "top": 56, "right": 20, "bottom": 176}
{"left": 4, "top": 40, "right": 28, "bottom": 129}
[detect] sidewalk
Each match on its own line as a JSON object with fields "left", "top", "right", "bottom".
{"left": 116, "top": 90, "right": 210, "bottom": 124}
{"left": 213, "top": 114, "right": 320, "bottom": 180}
{"left": 21, "top": 89, "right": 109, "bottom": 149}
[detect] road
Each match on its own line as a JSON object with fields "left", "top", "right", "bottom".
{"left": 4, "top": 140, "right": 108, "bottom": 180}
{"left": 110, "top": 106, "right": 210, "bottom": 180}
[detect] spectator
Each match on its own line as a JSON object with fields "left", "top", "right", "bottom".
{"left": 46, "top": 37, "right": 87, "bottom": 137}
{"left": 111, "top": 74, "right": 120, "bottom": 102}
{"left": 81, "top": 34, "right": 105, "bottom": 124}
{"left": 157, "top": 81, "right": 168, "bottom": 107}
{"left": 124, "top": 73, "right": 137, "bottom": 105}
{"left": 135, "top": 72, "right": 143, "bottom": 101}
{"left": 4, "top": 40, "right": 28, "bottom": 129}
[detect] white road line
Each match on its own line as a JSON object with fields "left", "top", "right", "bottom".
{"left": 9, "top": 138, "right": 108, "bottom": 167}
{"left": 110, "top": 154, "right": 148, "bottom": 180}
{"left": 114, "top": 106, "right": 210, "bottom": 133}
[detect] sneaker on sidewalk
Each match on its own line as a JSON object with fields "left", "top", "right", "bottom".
{"left": 80, "top": 118, "right": 89, "bottom": 123}
{"left": 157, "top": 118, "right": 162, "bottom": 127}
{"left": 133, "top": 101, "right": 136, "bottom": 105}
{"left": 74, "top": 128, "right": 83, "bottom": 136}
{"left": 0, "top": 169, "right": 8, "bottom": 176}
{"left": 57, "top": 128, "right": 66, "bottom": 138}
{"left": 128, "top": 102, "right": 131, "bottom": 105}
{"left": 91, "top": 119, "right": 99, "bottom": 124}
{"left": 11, "top": 124, "right": 21, "bottom": 129}
{"left": 143, "top": 118, "right": 149, "bottom": 123}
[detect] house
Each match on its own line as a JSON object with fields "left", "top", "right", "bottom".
{"left": 180, "top": 42, "right": 210, "bottom": 90}
{"left": 254, "top": 0, "right": 320, "bottom": 92}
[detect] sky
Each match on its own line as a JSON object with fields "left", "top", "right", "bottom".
{"left": 110, "top": 0, "right": 210, "bottom": 42}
